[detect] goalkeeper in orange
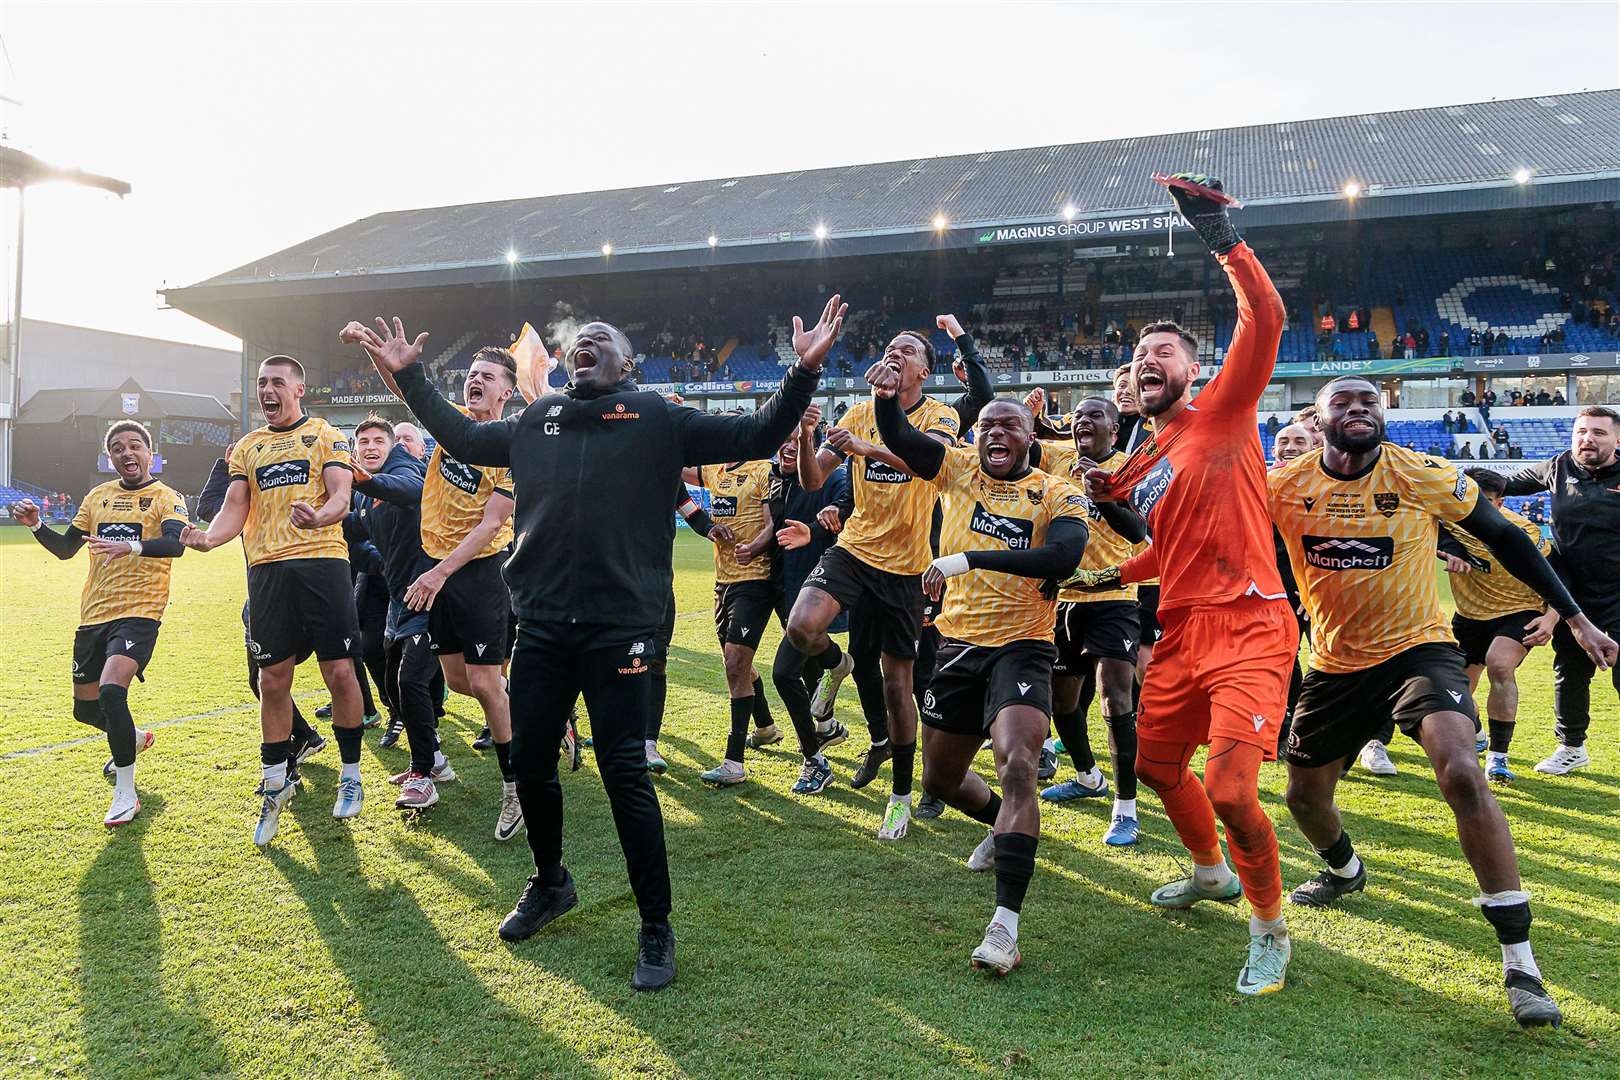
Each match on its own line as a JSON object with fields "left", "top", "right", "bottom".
{"left": 1073, "top": 173, "right": 1296, "bottom": 995}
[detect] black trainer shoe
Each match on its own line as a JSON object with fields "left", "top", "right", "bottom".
{"left": 1289, "top": 864, "right": 1367, "bottom": 908}
{"left": 315, "top": 703, "right": 333, "bottom": 720}
{"left": 850, "top": 741, "right": 891, "bottom": 790}
{"left": 915, "top": 793, "right": 946, "bottom": 820}
{"left": 631, "top": 922, "right": 677, "bottom": 992}
{"left": 498, "top": 870, "right": 579, "bottom": 942}
{"left": 1037, "top": 746, "right": 1058, "bottom": 781}
{"left": 472, "top": 725, "right": 494, "bottom": 750}
{"left": 1506, "top": 969, "right": 1561, "bottom": 1028}
{"left": 378, "top": 715, "right": 405, "bottom": 749}
{"left": 291, "top": 729, "right": 327, "bottom": 766}
{"left": 809, "top": 720, "right": 849, "bottom": 759}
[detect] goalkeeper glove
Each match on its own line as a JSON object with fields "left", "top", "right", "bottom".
{"left": 1060, "top": 565, "right": 1122, "bottom": 592}
{"left": 1166, "top": 172, "right": 1241, "bottom": 255}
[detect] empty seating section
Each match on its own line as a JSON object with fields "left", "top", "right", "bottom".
{"left": 1488, "top": 417, "right": 1573, "bottom": 458}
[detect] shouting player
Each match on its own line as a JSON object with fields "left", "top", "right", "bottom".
{"left": 17, "top": 421, "right": 188, "bottom": 826}
{"left": 1439, "top": 468, "right": 1557, "bottom": 783}
{"left": 1077, "top": 174, "right": 1297, "bottom": 995}
{"left": 1038, "top": 397, "right": 1150, "bottom": 846}
{"left": 683, "top": 453, "right": 783, "bottom": 786}
{"left": 791, "top": 328, "right": 962, "bottom": 838}
{"left": 182, "top": 355, "right": 366, "bottom": 846}
{"left": 1269, "top": 375, "right": 1615, "bottom": 1026}
{"left": 873, "top": 382, "right": 1087, "bottom": 973}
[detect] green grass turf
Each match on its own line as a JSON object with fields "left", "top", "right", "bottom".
{"left": 1, "top": 526, "right": 1616, "bottom": 1079}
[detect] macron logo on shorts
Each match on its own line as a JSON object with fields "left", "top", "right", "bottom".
{"left": 1448, "top": 690, "right": 1463, "bottom": 704}
{"left": 475, "top": 643, "right": 487, "bottom": 657}
{"left": 1252, "top": 714, "right": 1266, "bottom": 732}
{"left": 1017, "top": 682, "right": 1031, "bottom": 696}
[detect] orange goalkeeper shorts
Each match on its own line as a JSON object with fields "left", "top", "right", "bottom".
{"left": 1138, "top": 597, "right": 1297, "bottom": 760}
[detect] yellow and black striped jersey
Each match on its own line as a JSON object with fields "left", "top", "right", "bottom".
{"left": 422, "top": 404, "right": 515, "bottom": 561}
{"left": 698, "top": 461, "right": 776, "bottom": 584}
{"left": 1443, "top": 507, "right": 1549, "bottom": 621}
{"left": 833, "top": 396, "right": 960, "bottom": 576}
{"left": 928, "top": 447, "right": 1088, "bottom": 647}
{"left": 71, "top": 479, "right": 190, "bottom": 626}
{"left": 1041, "top": 445, "right": 1143, "bottom": 603}
{"left": 228, "top": 416, "right": 351, "bottom": 566}
{"left": 1268, "top": 444, "right": 1480, "bottom": 674}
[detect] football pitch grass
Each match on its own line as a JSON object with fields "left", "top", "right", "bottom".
{"left": 1, "top": 527, "right": 1616, "bottom": 1079}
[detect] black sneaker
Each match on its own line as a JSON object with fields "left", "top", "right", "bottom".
{"left": 1505, "top": 969, "right": 1562, "bottom": 1028}
{"left": 850, "top": 741, "right": 891, "bottom": 790}
{"left": 315, "top": 703, "right": 332, "bottom": 720}
{"left": 1288, "top": 864, "right": 1367, "bottom": 908}
{"left": 915, "top": 793, "right": 946, "bottom": 820}
{"left": 378, "top": 715, "right": 405, "bottom": 749}
{"left": 498, "top": 870, "right": 579, "bottom": 942}
{"left": 472, "top": 725, "right": 494, "bottom": 750}
{"left": 809, "top": 720, "right": 849, "bottom": 759}
{"left": 1037, "top": 746, "right": 1058, "bottom": 781}
{"left": 291, "top": 730, "right": 327, "bottom": 766}
{"left": 631, "top": 922, "right": 676, "bottom": 992}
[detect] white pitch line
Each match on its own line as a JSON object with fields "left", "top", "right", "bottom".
{"left": 3, "top": 692, "right": 327, "bottom": 761}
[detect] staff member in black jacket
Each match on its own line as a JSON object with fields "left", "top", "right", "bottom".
{"left": 1503, "top": 405, "right": 1620, "bottom": 776}
{"left": 347, "top": 301, "right": 839, "bottom": 991}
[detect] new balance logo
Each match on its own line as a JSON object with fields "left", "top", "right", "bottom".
{"left": 546, "top": 405, "right": 563, "bottom": 417}
{"left": 1448, "top": 690, "right": 1463, "bottom": 704}
{"left": 1017, "top": 682, "right": 1031, "bottom": 696}
{"left": 475, "top": 643, "right": 487, "bottom": 657}
{"left": 630, "top": 642, "right": 646, "bottom": 656}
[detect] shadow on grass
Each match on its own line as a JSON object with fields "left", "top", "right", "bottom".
{"left": 77, "top": 794, "right": 234, "bottom": 1079}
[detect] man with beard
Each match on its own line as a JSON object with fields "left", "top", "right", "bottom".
{"left": 874, "top": 384, "right": 1088, "bottom": 974}
{"left": 1036, "top": 397, "right": 1150, "bottom": 847}
{"left": 354, "top": 303, "right": 832, "bottom": 991}
{"left": 1501, "top": 406, "right": 1620, "bottom": 778}
{"left": 1268, "top": 376, "right": 1614, "bottom": 1027}
{"left": 1077, "top": 174, "right": 1297, "bottom": 995}
{"left": 181, "top": 355, "right": 366, "bottom": 846}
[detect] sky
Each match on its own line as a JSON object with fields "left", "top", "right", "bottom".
{"left": 2, "top": 0, "right": 1617, "bottom": 351}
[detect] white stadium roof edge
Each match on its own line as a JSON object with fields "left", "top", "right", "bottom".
{"left": 166, "top": 89, "right": 1619, "bottom": 305}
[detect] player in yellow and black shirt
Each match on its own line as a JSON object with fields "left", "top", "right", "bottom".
{"left": 874, "top": 380, "right": 1087, "bottom": 975}
{"left": 1265, "top": 375, "right": 1616, "bottom": 1028}
{"left": 790, "top": 328, "right": 962, "bottom": 840}
{"left": 182, "top": 354, "right": 366, "bottom": 847}
{"left": 397, "top": 348, "right": 521, "bottom": 828}
{"left": 683, "top": 459, "right": 785, "bottom": 784}
{"left": 16, "top": 420, "right": 187, "bottom": 827}
{"left": 1036, "top": 397, "right": 1151, "bottom": 846}
{"left": 1439, "top": 468, "right": 1557, "bottom": 783}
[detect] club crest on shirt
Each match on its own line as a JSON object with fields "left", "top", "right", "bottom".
{"left": 301, "top": 434, "right": 318, "bottom": 448}
{"left": 1373, "top": 492, "right": 1400, "bottom": 517}
{"left": 139, "top": 497, "right": 153, "bottom": 510}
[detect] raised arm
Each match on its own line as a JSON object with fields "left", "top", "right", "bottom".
{"left": 351, "top": 317, "right": 517, "bottom": 467}
{"left": 941, "top": 315, "right": 993, "bottom": 428}
{"left": 1162, "top": 173, "right": 1283, "bottom": 413}
{"left": 871, "top": 378, "right": 947, "bottom": 482}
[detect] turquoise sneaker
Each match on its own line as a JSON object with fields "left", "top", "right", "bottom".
{"left": 1150, "top": 873, "right": 1244, "bottom": 909}
{"left": 1236, "top": 931, "right": 1291, "bottom": 995}
{"left": 1041, "top": 772, "right": 1110, "bottom": 802}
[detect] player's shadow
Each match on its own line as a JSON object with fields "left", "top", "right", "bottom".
{"left": 265, "top": 818, "right": 598, "bottom": 1077}
{"left": 75, "top": 794, "right": 234, "bottom": 1079}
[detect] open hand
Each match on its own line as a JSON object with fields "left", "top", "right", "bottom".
{"left": 792, "top": 294, "right": 848, "bottom": 372}
{"left": 1568, "top": 614, "right": 1618, "bottom": 670}
{"left": 354, "top": 317, "right": 429, "bottom": 374}
{"left": 405, "top": 566, "right": 448, "bottom": 612}
{"left": 86, "top": 536, "right": 135, "bottom": 560}
{"left": 1441, "top": 553, "right": 1472, "bottom": 574}
{"left": 709, "top": 522, "right": 736, "bottom": 546}
{"left": 1521, "top": 610, "right": 1559, "bottom": 648}
{"left": 777, "top": 520, "right": 812, "bottom": 550}
{"left": 816, "top": 506, "right": 843, "bottom": 534}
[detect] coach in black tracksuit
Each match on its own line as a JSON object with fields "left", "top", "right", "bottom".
{"left": 352, "top": 304, "right": 837, "bottom": 991}
{"left": 1503, "top": 405, "right": 1620, "bottom": 757}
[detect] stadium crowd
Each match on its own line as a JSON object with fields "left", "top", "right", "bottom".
{"left": 12, "top": 174, "right": 1620, "bottom": 1029}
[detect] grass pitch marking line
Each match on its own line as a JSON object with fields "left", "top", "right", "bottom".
{"left": 4, "top": 691, "right": 327, "bottom": 761}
